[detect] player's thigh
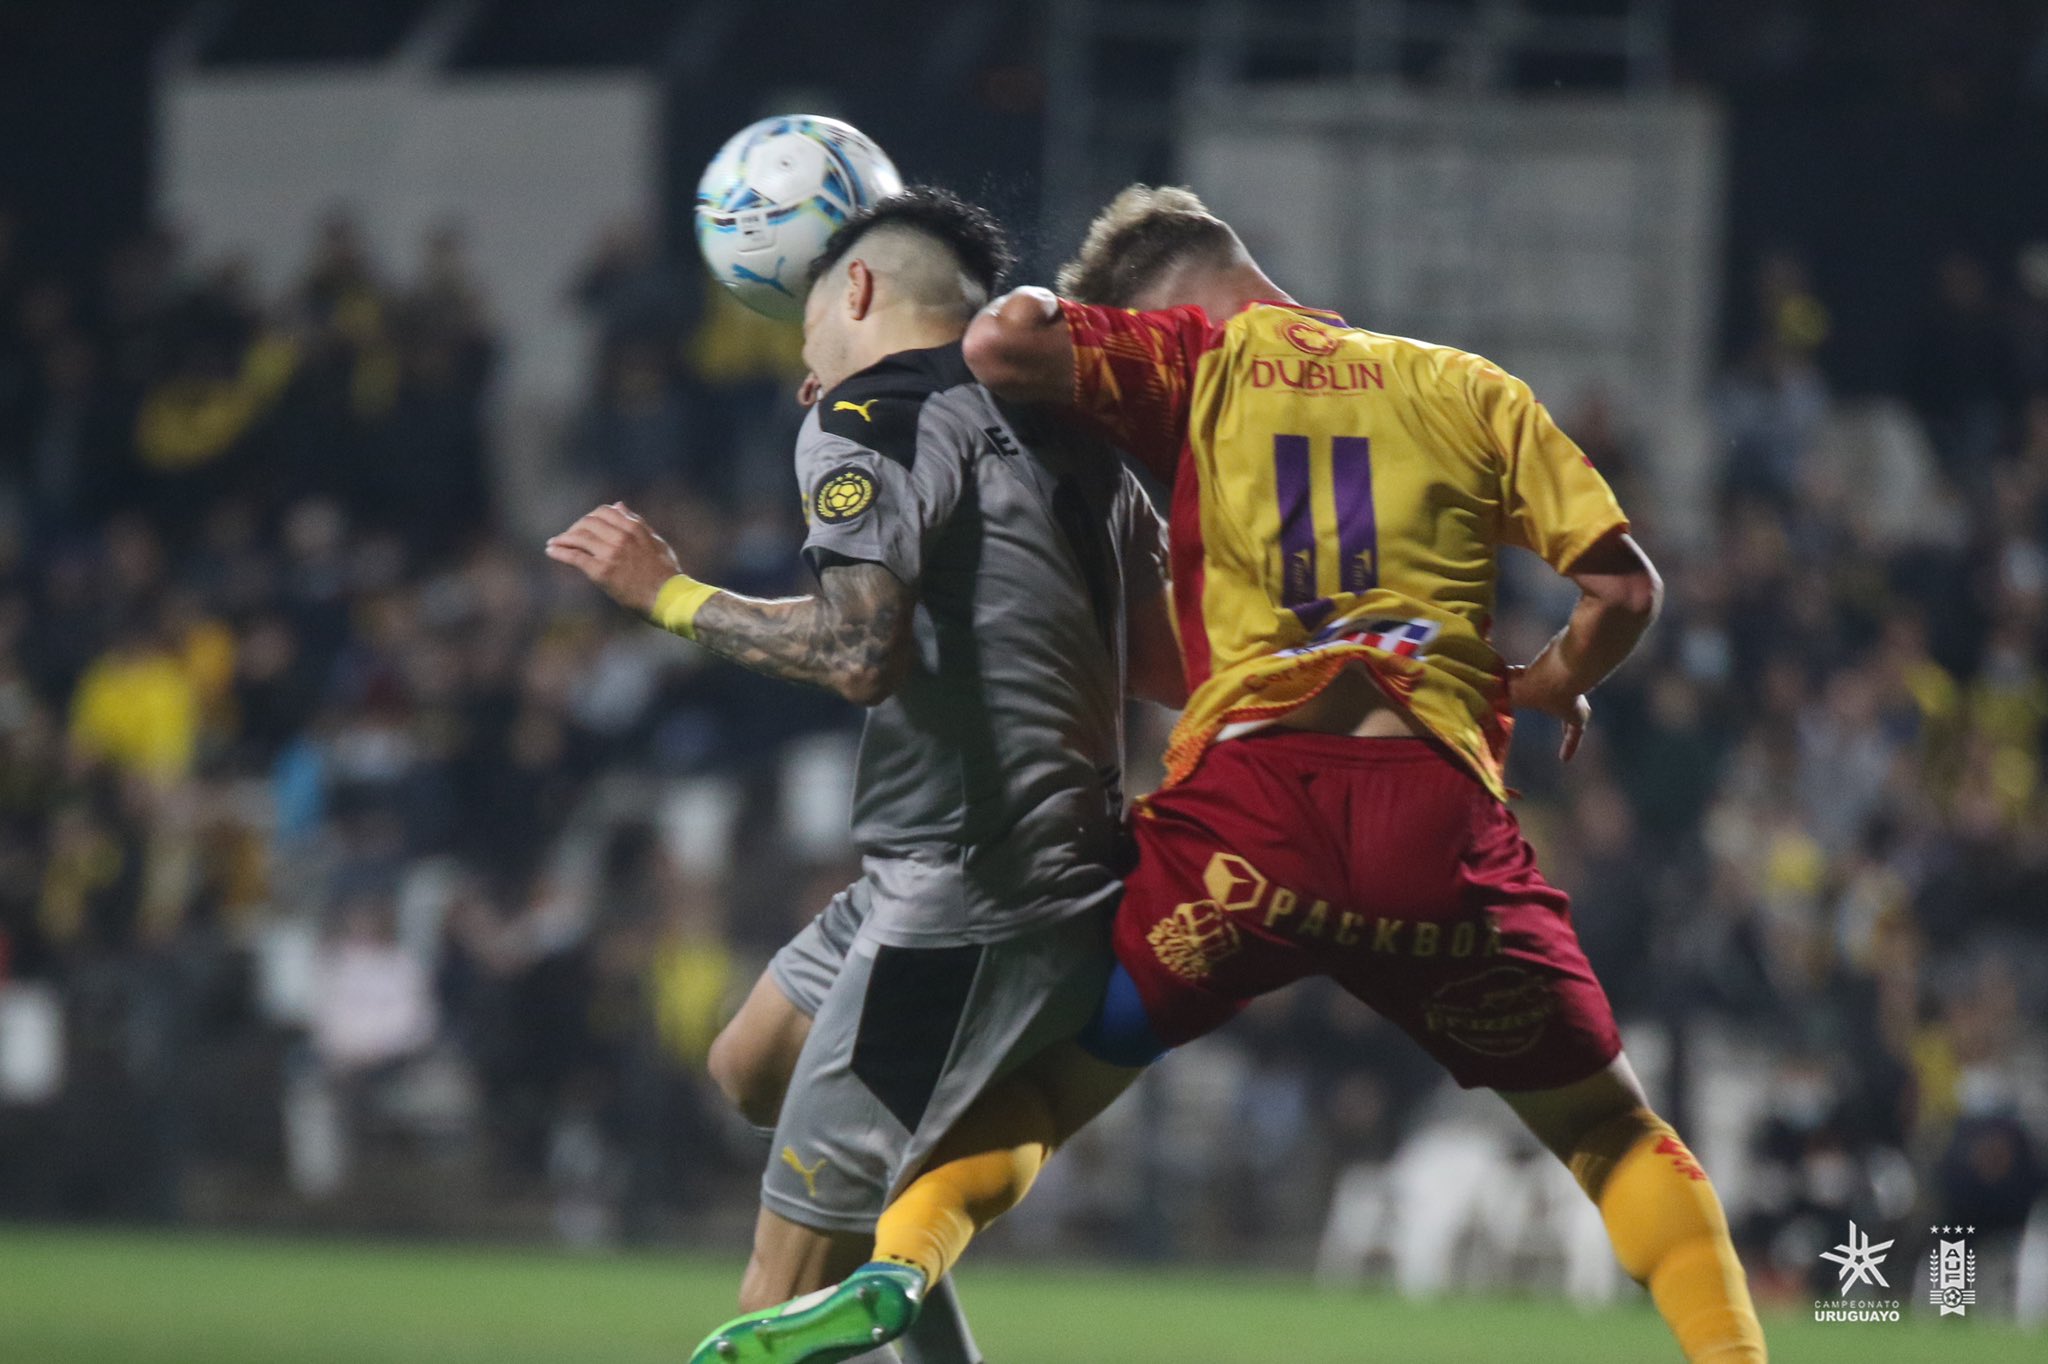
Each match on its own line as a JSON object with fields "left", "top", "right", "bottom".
{"left": 707, "top": 969, "right": 812, "bottom": 1126}
{"left": 739, "top": 1205, "right": 872, "bottom": 1311}
{"left": 880, "top": 908, "right": 1117, "bottom": 1199}
{"left": 911, "top": 1038, "right": 1141, "bottom": 1179}
{"left": 1020, "top": 1039, "right": 1144, "bottom": 1144}
{"left": 1495, "top": 1053, "right": 1650, "bottom": 1164}
{"left": 1109, "top": 742, "right": 1360, "bottom": 1049}
{"left": 713, "top": 884, "right": 867, "bottom": 1125}
{"left": 760, "top": 937, "right": 901, "bottom": 1235}
{"left": 1333, "top": 792, "right": 1623, "bottom": 1094}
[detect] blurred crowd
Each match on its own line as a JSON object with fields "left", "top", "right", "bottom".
{"left": 0, "top": 203, "right": 838, "bottom": 1235}
{"left": 1, "top": 199, "right": 2045, "bottom": 1303}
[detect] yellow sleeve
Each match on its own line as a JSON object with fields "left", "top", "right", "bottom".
{"left": 1467, "top": 357, "right": 1629, "bottom": 572}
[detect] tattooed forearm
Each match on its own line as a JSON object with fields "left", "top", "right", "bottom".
{"left": 689, "top": 561, "right": 914, "bottom": 706}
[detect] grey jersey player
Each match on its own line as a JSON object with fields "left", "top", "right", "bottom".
{"left": 548, "top": 189, "right": 1182, "bottom": 1364}
{"left": 793, "top": 339, "right": 1155, "bottom": 946}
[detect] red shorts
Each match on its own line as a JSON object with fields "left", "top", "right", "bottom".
{"left": 1115, "top": 732, "right": 1621, "bottom": 1091}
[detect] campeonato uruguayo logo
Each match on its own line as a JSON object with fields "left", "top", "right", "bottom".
{"left": 1814, "top": 1221, "right": 1901, "bottom": 1324}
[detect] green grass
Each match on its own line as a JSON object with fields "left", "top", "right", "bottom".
{"left": 0, "top": 1223, "right": 2032, "bottom": 1363}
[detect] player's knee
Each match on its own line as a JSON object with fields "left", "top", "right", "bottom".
{"left": 707, "top": 1025, "right": 785, "bottom": 1129}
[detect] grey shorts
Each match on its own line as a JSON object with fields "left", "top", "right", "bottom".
{"left": 759, "top": 894, "right": 1112, "bottom": 1234}
{"left": 767, "top": 881, "right": 870, "bottom": 1020}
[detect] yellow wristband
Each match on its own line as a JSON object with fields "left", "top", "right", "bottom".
{"left": 650, "top": 574, "right": 720, "bottom": 641}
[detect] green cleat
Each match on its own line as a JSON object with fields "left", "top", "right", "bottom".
{"left": 686, "top": 1262, "right": 926, "bottom": 1364}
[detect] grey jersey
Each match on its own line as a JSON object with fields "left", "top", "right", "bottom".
{"left": 796, "top": 342, "right": 1167, "bottom": 947}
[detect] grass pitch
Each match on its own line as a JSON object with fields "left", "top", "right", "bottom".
{"left": 0, "top": 1223, "right": 2033, "bottom": 1363}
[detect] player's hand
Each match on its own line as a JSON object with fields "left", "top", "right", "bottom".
{"left": 796, "top": 372, "right": 822, "bottom": 407}
{"left": 1506, "top": 664, "right": 1591, "bottom": 762}
{"left": 544, "top": 502, "right": 681, "bottom": 617}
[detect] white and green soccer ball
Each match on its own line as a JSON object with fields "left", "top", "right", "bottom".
{"left": 693, "top": 115, "right": 903, "bottom": 321}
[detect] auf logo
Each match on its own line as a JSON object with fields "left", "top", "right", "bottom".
{"left": 780, "top": 1146, "right": 827, "bottom": 1199}
{"left": 1820, "top": 1221, "right": 1894, "bottom": 1295}
{"left": 1929, "top": 1225, "right": 1977, "bottom": 1317}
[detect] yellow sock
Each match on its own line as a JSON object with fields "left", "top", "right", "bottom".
{"left": 873, "top": 1080, "right": 1058, "bottom": 1284}
{"left": 1570, "top": 1109, "right": 1767, "bottom": 1363}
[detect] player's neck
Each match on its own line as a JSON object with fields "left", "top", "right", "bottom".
{"left": 841, "top": 310, "right": 967, "bottom": 380}
{"left": 1219, "top": 263, "right": 1293, "bottom": 314}
{"left": 1165, "top": 263, "right": 1294, "bottom": 320}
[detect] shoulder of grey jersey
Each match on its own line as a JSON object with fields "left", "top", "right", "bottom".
{"left": 795, "top": 342, "right": 988, "bottom": 581}
{"left": 812, "top": 341, "right": 978, "bottom": 467}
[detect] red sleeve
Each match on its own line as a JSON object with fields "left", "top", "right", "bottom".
{"left": 1061, "top": 301, "right": 1211, "bottom": 479}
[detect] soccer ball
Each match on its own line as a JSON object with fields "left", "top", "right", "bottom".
{"left": 694, "top": 115, "right": 903, "bottom": 322}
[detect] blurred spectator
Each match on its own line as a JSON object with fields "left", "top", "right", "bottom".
{"left": 1910, "top": 251, "right": 2017, "bottom": 480}
{"left": 67, "top": 608, "right": 199, "bottom": 785}
{"left": 1714, "top": 249, "right": 1831, "bottom": 503}
{"left": 308, "top": 894, "right": 435, "bottom": 1074}
{"left": 286, "top": 893, "right": 440, "bottom": 1198}
{"left": 684, "top": 289, "right": 807, "bottom": 508}
{"left": 569, "top": 337, "right": 692, "bottom": 498}
{"left": 357, "top": 224, "right": 497, "bottom": 560}
{"left": 572, "top": 217, "right": 692, "bottom": 356}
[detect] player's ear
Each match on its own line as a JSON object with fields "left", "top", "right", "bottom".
{"left": 846, "top": 259, "right": 877, "bottom": 321}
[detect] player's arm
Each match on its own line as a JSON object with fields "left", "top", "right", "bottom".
{"left": 546, "top": 503, "right": 914, "bottom": 707}
{"left": 961, "top": 286, "right": 1075, "bottom": 405}
{"left": 1471, "top": 356, "right": 1660, "bottom": 758}
{"left": 966, "top": 292, "right": 1205, "bottom": 479}
{"left": 1508, "top": 530, "right": 1662, "bottom": 759}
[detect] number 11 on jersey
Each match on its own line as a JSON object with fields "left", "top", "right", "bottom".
{"left": 1273, "top": 433, "right": 1376, "bottom": 628}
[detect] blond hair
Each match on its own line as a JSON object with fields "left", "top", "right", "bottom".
{"left": 1055, "top": 185, "right": 1239, "bottom": 306}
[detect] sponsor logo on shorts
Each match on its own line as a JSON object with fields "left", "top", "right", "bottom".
{"left": 1202, "top": 852, "right": 1268, "bottom": 910}
{"left": 780, "top": 1146, "right": 828, "bottom": 1199}
{"left": 1147, "top": 899, "right": 1241, "bottom": 981}
{"left": 1169, "top": 851, "right": 1505, "bottom": 959}
{"left": 1421, "top": 965, "right": 1555, "bottom": 1056}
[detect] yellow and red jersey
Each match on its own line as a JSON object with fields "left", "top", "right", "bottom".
{"left": 1063, "top": 299, "right": 1628, "bottom": 801}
